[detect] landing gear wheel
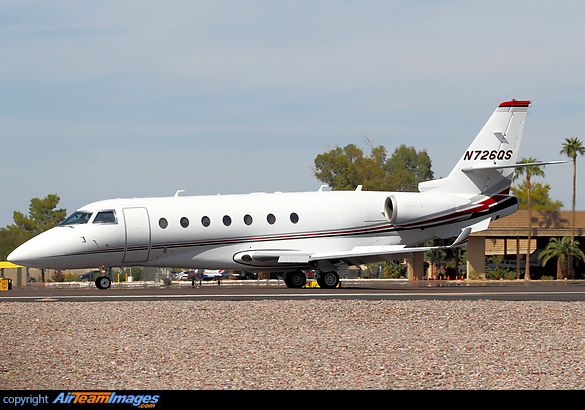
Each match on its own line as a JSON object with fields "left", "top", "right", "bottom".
{"left": 317, "top": 271, "right": 339, "bottom": 289}
{"left": 284, "top": 270, "right": 307, "bottom": 288}
{"left": 95, "top": 276, "right": 111, "bottom": 290}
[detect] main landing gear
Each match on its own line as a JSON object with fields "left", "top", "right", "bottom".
{"left": 284, "top": 269, "right": 340, "bottom": 289}
{"left": 316, "top": 271, "right": 340, "bottom": 289}
{"left": 95, "top": 268, "right": 113, "bottom": 290}
{"left": 284, "top": 270, "right": 307, "bottom": 288}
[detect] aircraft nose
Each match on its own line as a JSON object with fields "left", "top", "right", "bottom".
{"left": 8, "top": 239, "right": 39, "bottom": 267}
{"left": 7, "top": 244, "right": 30, "bottom": 266}
{"left": 6, "top": 228, "right": 66, "bottom": 268}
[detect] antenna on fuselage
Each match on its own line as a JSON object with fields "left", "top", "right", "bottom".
{"left": 174, "top": 190, "right": 185, "bottom": 197}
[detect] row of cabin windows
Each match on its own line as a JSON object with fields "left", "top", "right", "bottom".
{"left": 158, "top": 213, "right": 299, "bottom": 229}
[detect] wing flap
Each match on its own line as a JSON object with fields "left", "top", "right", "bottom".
{"left": 308, "top": 245, "right": 437, "bottom": 262}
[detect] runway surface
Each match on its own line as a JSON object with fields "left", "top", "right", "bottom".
{"left": 5, "top": 279, "right": 585, "bottom": 390}
{"left": 2, "top": 279, "right": 585, "bottom": 302}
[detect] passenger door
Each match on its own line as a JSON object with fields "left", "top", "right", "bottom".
{"left": 123, "top": 207, "right": 151, "bottom": 263}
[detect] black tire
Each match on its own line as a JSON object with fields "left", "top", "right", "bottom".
{"left": 317, "top": 271, "right": 339, "bottom": 289}
{"left": 95, "top": 276, "right": 111, "bottom": 290}
{"left": 284, "top": 271, "right": 307, "bottom": 288}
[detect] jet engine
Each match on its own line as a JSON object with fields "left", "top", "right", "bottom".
{"left": 383, "top": 193, "right": 474, "bottom": 227}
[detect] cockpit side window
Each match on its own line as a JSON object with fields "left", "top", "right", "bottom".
{"left": 60, "top": 211, "right": 93, "bottom": 226}
{"left": 93, "top": 211, "right": 117, "bottom": 224}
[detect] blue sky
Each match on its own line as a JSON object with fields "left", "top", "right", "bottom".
{"left": 1, "top": 0, "right": 584, "bottom": 227}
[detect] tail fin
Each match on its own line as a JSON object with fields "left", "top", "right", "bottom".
{"left": 419, "top": 99, "right": 530, "bottom": 197}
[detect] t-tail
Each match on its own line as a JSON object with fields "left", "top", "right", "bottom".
{"left": 404, "top": 99, "right": 566, "bottom": 243}
{"left": 419, "top": 99, "right": 531, "bottom": 198}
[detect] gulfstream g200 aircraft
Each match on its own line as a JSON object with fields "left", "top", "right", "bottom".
{"left": 8, "top": 100, "right": 561, "bottom": 289}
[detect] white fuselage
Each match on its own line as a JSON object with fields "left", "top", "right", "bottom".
{"left": 7, "top": 189, "right": 514, "bottom": 271}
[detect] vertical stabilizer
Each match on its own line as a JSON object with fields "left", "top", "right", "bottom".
{"left": 419, "top": 100, "right": 530, "bottom": 197}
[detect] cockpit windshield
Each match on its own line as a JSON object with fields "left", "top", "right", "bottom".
{"left": 93, "top": 211, "right": 117, "bottom": 224}
{"left": 59, "top": 211, "right": 93, "bottom": 226}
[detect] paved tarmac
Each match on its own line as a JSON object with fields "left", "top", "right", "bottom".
{"left": 2, "top": 279, "right": 585, "bottom": 302}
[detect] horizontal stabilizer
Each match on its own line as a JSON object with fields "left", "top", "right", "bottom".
{"left": 461, "top": 160, "right": 567, "bottom": 172}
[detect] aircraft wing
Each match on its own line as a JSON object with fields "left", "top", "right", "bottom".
{"left": 237, "top": 239, "right": 467, "bottom": 267}
{"left": 238, "top": 242, "right": 455, "bottom": 267}
{"left": 235, "top": 218, "right": 479, "bottom": 267}
{"left": 236, "top": 247, "right": 411, "bottom": 266}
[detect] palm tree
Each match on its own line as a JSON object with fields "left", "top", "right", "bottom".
{"left": 560, "top": 138, "right": 585, "bottom": 241}
{"left": 540, "top": 237, "right": 585, "bottom": 279}
{"left": 513, "top": 158, "right": 546, "bottom": 280}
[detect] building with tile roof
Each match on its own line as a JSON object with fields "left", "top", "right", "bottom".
{"left": 467, "top": 209, "right": 585, "bottom": 279}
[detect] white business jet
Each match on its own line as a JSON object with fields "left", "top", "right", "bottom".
{"left": 8, "top": 100, "right": 563, "bottom": 289}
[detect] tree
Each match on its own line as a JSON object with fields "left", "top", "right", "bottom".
{"left": 384, "top": 144, "right": 434, "bottom": 192}
{"left": 512, "top": 158, "right": 547, "bottom": 281}
{"left": 560, "top": 138, "right": 584, "bottom": 242}
{"left": 0, "top": 195, "right": 67, "bottom": 281}
{"left": 425, "top": 242, "right": 461, "bottom": 279}
{"left": 11, "top": 194, "right": 66, "bottom": 235}
{"left": 511, "top": 181, "right": 563, "bottom": 211}
{"left": 314, "top": 141, "right": 433, "bottom": 191}
{"left": 0, "top": 227, "right": 23, "bottom": 261}
{"left": 314, "top": 144, "right": 375, "bottom": 190}
{"left": 539, "top": 237, "right": 585, "bottom": 279}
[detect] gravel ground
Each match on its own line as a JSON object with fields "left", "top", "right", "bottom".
{"left": 1, "top": 299, "right": 585, "bottom": 390}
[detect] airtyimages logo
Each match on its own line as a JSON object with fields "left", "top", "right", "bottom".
{"left": 53, "top": 392, "right": 159, "bottom": 407}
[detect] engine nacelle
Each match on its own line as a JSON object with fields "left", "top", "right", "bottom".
{"left": 383, "top": 193, "right": 472, "bottom": 227}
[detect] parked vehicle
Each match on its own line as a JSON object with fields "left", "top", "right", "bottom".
{"left": 79, "top": 270, "right": 101, "bottom": 282}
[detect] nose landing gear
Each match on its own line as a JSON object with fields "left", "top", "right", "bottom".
{"left": 95, "top": 268, "right": 113, "bottom": 290}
